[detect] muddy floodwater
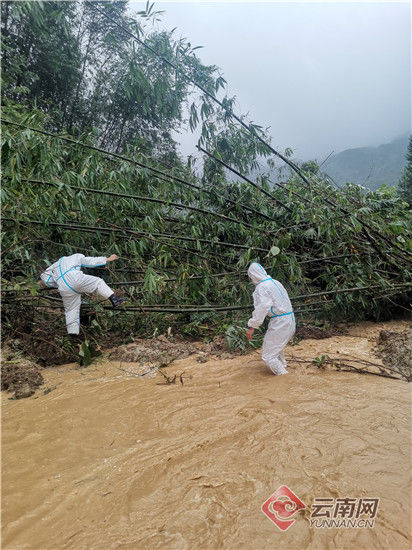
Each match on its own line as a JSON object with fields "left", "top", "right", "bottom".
{"left": 2, "top": 321, "right": 411, "bottom": 549}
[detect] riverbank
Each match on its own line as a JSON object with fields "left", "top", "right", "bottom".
{"left": 2, "top": 320, "right": 411, "bottom": 549}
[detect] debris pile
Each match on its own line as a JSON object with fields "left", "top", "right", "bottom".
{"left": 376, "top": 328, "right": 412, "bottom": 381}
{"left": 1, "top": 347, "right": 44, "bottom": 399}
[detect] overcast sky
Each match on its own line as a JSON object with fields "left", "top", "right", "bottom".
{"left": 130, "top": 1, "right": 411, "bottom": 161}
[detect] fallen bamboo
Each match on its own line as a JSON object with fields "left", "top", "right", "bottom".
{"left": 97, "top": 219, "right": 269, "bottom": 252}
{"left": 8, "top": 4, "right": 406, "bottom": 263}
{"left": 88, "top": 4, "right": 410, "bottom": 261}
{"left": 198, "top": 147, "right": 411, "bottom": 264}
{"left": 86, "top": 1, "right": 313, "bottom": 187}
{"left": 2, "top": 298, "right": 324, "bottom": 316}
{"left": 88, "top": 0, "right": 412, "bottom": 260}
{"left": 63, "top": 6, "right": 409, "bottom": 262}
{"left": 6, "top": 120, "right": 406, "bottom": 266}
{"left": 197, "top": 146, "right": 292, "bottom": 212}
{"left": 1, "top": 119, "right": 279, "bottom": 223}
{"left": 15, "top": 177, "right": 259, "bottom": 231}
{"left": 289, "top": 356, "right": 407, "bottom": 382}
{"left": 2, "top": 217, "right": 269, "bottom": 253}
{"left": 2, "top": 218, "right": 233, "bottom": 270}
{"left": 4, "top": 282, "right": 409, "bottom": 310}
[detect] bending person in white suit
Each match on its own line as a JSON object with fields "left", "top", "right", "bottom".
{"left": 40, "top": 253, "right": 125, "bottom": 335}
{"left": 246, "top": 262, "right": 295, "bottom": 375}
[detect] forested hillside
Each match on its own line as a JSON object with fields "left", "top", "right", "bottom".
{"left": 2, "top": 1, "right": 411, "bottom": 356}
{"left": 322, "top": 135, "right": 409, "bottom": 191}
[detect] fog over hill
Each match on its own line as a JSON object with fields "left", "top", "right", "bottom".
{"left": 252, "top": 135, "right": 409, "bottom": 193}
{"left": 321, "top": 135, "right": 409, "bottom": 191}
{"left": 146, "top": 2, "right": 410, "bottom": 169}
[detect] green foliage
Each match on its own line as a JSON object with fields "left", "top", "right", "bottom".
{"left": 301, "top": 160, "right": 319, "bottom": 175}
{"left": 79, "top": 340, "right": 102, "bottom": 367}
{"left": 1, "top": 0, "right": 224, "bottom": 159}
{"left": 313, "top": 354, "right": 328, "bottom": 369}
{"left": 2, "top": 110, "right": 411, "bottom": 340}
{"left": 1, "top": 1, "right": 81, "bottom": 124}
{"left": 399, "top": 135, "right": 412, "bottom": 205}
{"left": 225, "top": 325, "right": 247, "bottom": 352}
{"left": 1, "top": 1, "right": 411, "bottom": 342}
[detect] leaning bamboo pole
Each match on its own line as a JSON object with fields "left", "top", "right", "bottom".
{"left": 1, "top": 218, "right": 240, "bottom": 271}
{"left": 87, "top": 1, "right": 313, "bottom": 186}
{"left": 106, "top": 251, "right": 370, "bottom": 280}
{"left": 198, "top": 147, "right": 293, "bottom": 211}
{"left": 198, "top": 147, "right": 411, "bottom": 265}
{"left": 81, "top": 6, "right": 411, "bottom": 263}
{"left": 14, "top": 177, "right": 262, "bottom": 232}
{"left": 1, "top": 119, "right": 279, "bottom": 224}
{"left": 2, "top": 217, "right": 269, "bottom": 253}
{"left": 0, "top": 216, "right": 375, "bottom": 279}
{"left": 198, "top": 146, "right": 299, "bottom": 211}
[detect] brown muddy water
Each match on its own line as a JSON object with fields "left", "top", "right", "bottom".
{"left": 2, "top": 321, "right": 411, "bottom": 550}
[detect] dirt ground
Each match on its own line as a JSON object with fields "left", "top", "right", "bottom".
{"left": 2, "top": 320, "right": 411, "bottom": 550}
{"left": 375, "top": 327, "right": 412, "bottom": 381}
{"left": 108, "top": 334, "right": 245, "bottom": 369}
{"left": 1, "top": 346, "right": 44, "bottom": 399}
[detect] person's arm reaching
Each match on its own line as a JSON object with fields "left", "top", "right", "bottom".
{"left": 39, "top": 260, "right": 59, "bottom": 288}
{"left": 246, "top": 287, "right": 272, "bottom": 340}
{"left": 80, "top": 254, "right": 119, "bottom": 268}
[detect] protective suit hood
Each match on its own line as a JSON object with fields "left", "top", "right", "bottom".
{"left": 248, "top": 262, "right": 269, "bottom": 285}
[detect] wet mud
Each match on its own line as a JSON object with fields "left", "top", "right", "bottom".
{"left": 376, "top": 327, "right": 412, "bottom": 381}
{"left": 1, "top": 347, "right": 44, "bottom": 399}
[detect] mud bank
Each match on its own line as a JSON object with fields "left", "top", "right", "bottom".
{"left": 2, "top": 321, "right": 411, "bottom": 549}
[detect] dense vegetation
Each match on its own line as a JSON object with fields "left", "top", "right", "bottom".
{"left": 399, "top": 135, "right": 412, "bottom": 206}
{"left": 2, "top": 1, "right": 411, "bottom": 352}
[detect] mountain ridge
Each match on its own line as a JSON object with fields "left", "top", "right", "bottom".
{"left": 320, "top": 134, "right": 409, "bottom": 191}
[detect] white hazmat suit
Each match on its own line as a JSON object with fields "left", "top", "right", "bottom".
{"left": 40, "top": 254, "right": 114, "bottom": 335}
{"left": 247, "top": 263, "right": 295, "bottom": 375}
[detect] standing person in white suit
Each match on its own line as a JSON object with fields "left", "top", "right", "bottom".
{"left": 40, "top": 253, "right": 125, "bottom": 335}
{"left": 245, "top": 262, "right": 295, "bottom": 375}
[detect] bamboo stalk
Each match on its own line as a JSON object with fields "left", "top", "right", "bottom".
{"left": 3, "top": 297, "right": 323, "bottom": 315}
{"left": 1, "top": 219, "right": 218, "bottom": 268}
{"left": 64, "top": 6, "right": 410, "bottom": 262}
{"left": 198, "top": 146, "right": 292, "bottom": 212}
{"left": 1, "top": 119, "right": 279, "bottom": 223}
{"left": 97, "top": 219, "right": 269, "bottom": 252}
{"left": 207, "top": 154, "right": 315, "bottom": 208}
{"left": 198, "top": 150, "right": 410, "bottom": 264}
{"left": 86, "top": 2, "right": 313, "bottom": 187}
{"left": 2, "top": 219, "right": 374, "bottom": 265}
{"left": 4, "top": 283, "right": 409, "bottom": 309}
{"left": 18, "top": 177, "right": 259, "bottom": 231}
{"left": 3, "top": 217, "right": 268, "bottom": 253}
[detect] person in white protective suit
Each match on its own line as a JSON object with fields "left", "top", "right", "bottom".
{"left": 40, "top": 253, "right": 125, "bottom": 335}
{"left": 245, "top": 262, "right": 295, "bottom": 375}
